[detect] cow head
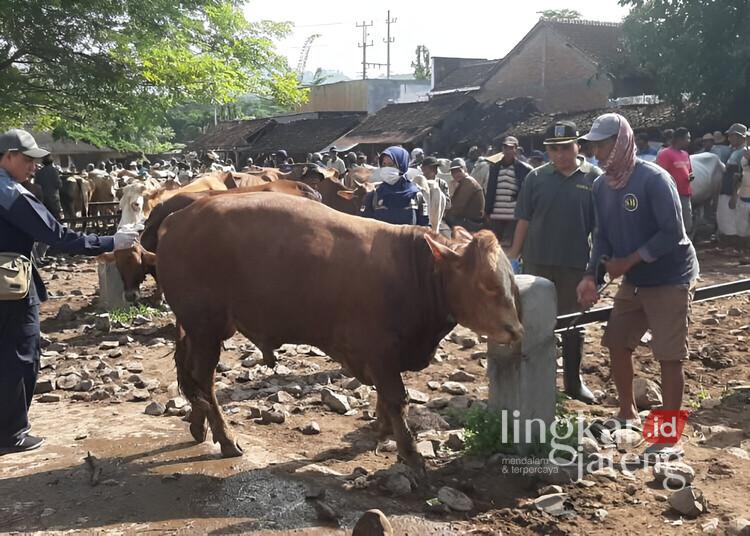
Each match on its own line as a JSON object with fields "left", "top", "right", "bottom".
{"left": 425, "top": 228, "right": 523, "bottom": 344}
{"left": 99, "top": 242, "right": 157, "bottom": 303}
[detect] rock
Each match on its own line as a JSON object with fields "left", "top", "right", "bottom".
{"left": 534, "top": 493, "right": 568, "bottom": 516}
{"left": 260, "top": 409, "right": 286, "bottom": 424}
{"left": 725, "top": 447, "right": 750, "bottom": 460}
{"left": 34, "top": 378, "right": 55, "bottom": 394}
{"left": 460, "top": 336, "right": 479, "bottom": 349}
{"left": 701, "top": 398, "right": 721, "bottom": 409}
{"left": 301, "top": 421, "right": 321, "bottom": 435}
{"left": 702, "top": 317, "right": 720, "bottom": 326}
{"left": 310, "top": 499, "right": 342, "bottom": 524}
{"left": 344, "top": 378, "right": 362, "bottom": 390}
{"left": 653, "top": 462, "right": 696, "bottom": 487}
{"left": 427, "top": 397, "right": 450, "bottom": 410}
{"left": 590, "top": 467, "right": 619, "bottom": 481}
{"left": 626, "top": 483, "right": 639, "bottom": 496}
{"left": 144, "top": 401, "right": 166, "bottom": 416}
{"left": 700, "top": 518, "right": 720, "bottom": 533}
{"left": 438, "top": 486, "right": 474, "bottom": 512}
{"left": 448, "top": 370, "right": 477, "bottom": 383}
{"left": 446, "top": 431, "right": 466, "bottom": 451}
{"left": 728, "top": 307, "right": 744, "bottom": 317}
{"left": 269, "top": 391, "right": 295, "bottom": 404}
{"left": 274, "top": 364, "right": 293, "bottom": 375}
{"left": 133, "top": 314, "right": 150, "bottom": 326}
{"left": 107, "top": 349, "right": 123, "bottom": 358}
{"left": 442, "top": 381, "right": 468, "bottom": 395}
{"left": 593, "top": 508, "right": 609, "bottom": 522}
{"left": 634, "top": 378, "right": 663, "bottom": 410}
{"left": 378, "top": 440, "right": 398, "bottom": 453}
{"left": 447, "top": 395, "right": 471, "bottom": 410}
{"left": 321, "top": 388, "right": 351, "bottom": 414}
{"left": 352, "top": 385, "right": 372, "bottom": 400}
{"left": 427, "top": 381, "right": 441, "bottom": 391}
{"left": 352, "top": 509, "right": 393, "bottom": 536}
{"left": 416, "top": 440, "right": 435, "bottom": 458}
{"left": 669, "top": 486, "right": 706, "bottom": 518}
{"left": 57, "top": 374, "right": 81, "bottom": 390}
{"left": 727, "top": 518, "right": 750, "bottom": 536}
{"left": 407, "top": 388, "right": 430, "bottom": 404}
{"left": 76, "top": 379, "right": 94, "bottom": 392}
{"left": 94, "top": 314, "right": 111, "bottom": 332}
{"left": 538, "top": 484, "right": 563, "bottom": 496}
{"left": 38, "top": 393, "right": 62, "bottom": 403}
{"left": 612, "top": 428, "right": 643, "bottom": 450}
{"left": 383, "top": 474, "right": 412, "bottom": 496}
{"left": 56, "top": 304, "right": 75, "bottom": 321}
{"left": 125, "top": 362, "right": 143, "bottom": 373}
{"left": 216, "top": 362, "right": 231, "bottom": 373}
{"left": 129, "top": 389, "right": 150, "bottom": 402}
{"left": 166, "top": 397, "right": 189, "bottom": 411}
{"left": 99, "top": 340, "right": 119, "bottom": 350}
{"left": 407, "top": 406, "right": 450, "bottom": 432}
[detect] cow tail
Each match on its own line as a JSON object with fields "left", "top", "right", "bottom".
{"left": 174, "top": 323, "right": 200, "bottom": 402}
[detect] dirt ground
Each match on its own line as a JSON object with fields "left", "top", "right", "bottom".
{"left": 1, "top": 243, "right": 749, "bottom": 535}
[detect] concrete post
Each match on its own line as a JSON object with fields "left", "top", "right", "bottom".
{"left": 487, "top": 275, "right": 558, "bottom": 449}
{"left": 97, "top": 261, "right": 127, "bottom": 311}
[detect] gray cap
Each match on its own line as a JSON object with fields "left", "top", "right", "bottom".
{"left": 449, "top": 157, "right": 467, "bottom": 170}
{"left": 579, "top": 113, "right": 621, "bottom": 142}
{"left": 725, "top": 123, "right": 749, "bottom": 137}
{"left": 0, "top": 129, "right": 50, "bottom": 158}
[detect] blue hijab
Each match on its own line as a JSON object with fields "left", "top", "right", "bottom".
{"left": 377, "top": 146, "right": 421, "bottom": 210}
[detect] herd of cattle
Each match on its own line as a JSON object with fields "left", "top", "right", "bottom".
{"left": 90, "top": 162, "right": 522, "bottom": 475}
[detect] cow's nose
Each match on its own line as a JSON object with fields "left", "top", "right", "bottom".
{"left": 505, "top": 323, "right": 524, "bottom": 342}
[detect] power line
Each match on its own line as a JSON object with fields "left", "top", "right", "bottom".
{"left": 356, "top": 20, "right": 385, "bottom": 80}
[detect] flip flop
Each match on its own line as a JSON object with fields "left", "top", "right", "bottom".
{"left": 640, "top": 443, "right": 685, "bottom": 464}
{"left": 601, "top": 417, "right": 643, "bottom": 433}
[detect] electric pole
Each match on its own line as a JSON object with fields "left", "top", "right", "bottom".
{"left": 384, "top": 10, "right": 396, "bottom": 79}
{"left": 356, "top": 20, "right": 374, "bottom": 80}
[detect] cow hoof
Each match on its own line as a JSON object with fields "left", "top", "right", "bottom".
{"left": 189, "top": 421, "right": 207, "bottom": 443}
{"left": 221, "top": 440, "right": 244, "bottom": 458}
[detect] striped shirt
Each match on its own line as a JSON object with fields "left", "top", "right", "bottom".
{"left": 490, "top": 164, "right": 519, "bottom": 220}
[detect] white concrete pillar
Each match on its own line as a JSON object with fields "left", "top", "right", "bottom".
{"left": 97, "top": 261, "right": 126, "bottom": 310}
{"left": 487, "top": 275, "right": 558, "bottom": 449}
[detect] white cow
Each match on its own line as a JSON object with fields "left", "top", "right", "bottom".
{"left": 689, "top": 152, "right": 725, "bottom": 234}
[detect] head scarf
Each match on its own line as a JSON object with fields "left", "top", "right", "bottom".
{"left": 602, "top": 114, "right": 637, "bottom": 190}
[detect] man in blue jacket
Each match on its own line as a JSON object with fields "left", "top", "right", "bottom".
{"left": 361, "top": 146, "right": 429, "bottom": 227}
{"left": 577, "top": 114, "right": 698, "bottom": 459}
{"left": 0, "top": 129, "right": 114, "bottom": 454}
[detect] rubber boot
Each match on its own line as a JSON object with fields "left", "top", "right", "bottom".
{"left": 561, "top": 329, "right": 596, "bottom": 404}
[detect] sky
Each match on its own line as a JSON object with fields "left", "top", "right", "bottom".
{"left": 244, "top": 1, "right": 631, "bottom": 80}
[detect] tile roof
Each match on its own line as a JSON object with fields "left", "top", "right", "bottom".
{"left": 248, "top": 115, "right": 364, "bottom": 155}
{"left": 546, "top": 19, "right": 624, "bottom": 68}
{"left": 188, "top": 118, "right": 273, "bottom": 150}
{"left": 432, "top": 60, "right": 499, "bottom": 93}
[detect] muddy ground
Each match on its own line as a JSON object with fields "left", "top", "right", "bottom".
{"left": 1, "top": 243, "right": 749, "bottom": 535}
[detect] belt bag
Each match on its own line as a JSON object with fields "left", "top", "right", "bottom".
{"left": 0, "top": 252, "right": 32, "bottom": 301}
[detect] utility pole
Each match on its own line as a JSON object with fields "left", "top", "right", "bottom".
{"left": 356, "top": 20, "right": 374, "bottom": 80}
{"left": 384, "top": 10, "right": 396, "bottom": 79}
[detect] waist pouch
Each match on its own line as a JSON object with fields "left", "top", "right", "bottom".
{"left": 0, "top": 252, "right": 32, "bottom": 301}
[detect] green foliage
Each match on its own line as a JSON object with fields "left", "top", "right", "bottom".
{"left": 412, "top": 45, "right": 431, "bottom": 81}
{"left": 619, "top": 0, "right": 750, "bottom": 120}
{"left": 0, "top": 1, "right": 306, "bottom": 151}
{"left": 464, "top": 397, "right": 581, "bottom": 459}
{"left": 537, "top": 9, "right": 582, "bottom": 20}
{"left": 109, "top": 303, "right": 156, "bottom": 325}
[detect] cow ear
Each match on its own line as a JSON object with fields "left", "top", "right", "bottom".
{"left": 97, "top": 252, "right": 116, "bottom": 264}
{"left": 337, "top": 190, "right": 356, "bottom": 200}
{"left": 424, "top": 234, "right": 459, "bottom": 262}
{"left": 451, "top": 226, "right": 473, "bottom": 243}
{"left": 141, "top": 249, "right": 157, "bottom": 266}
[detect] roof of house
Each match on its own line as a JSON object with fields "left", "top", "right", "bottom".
{"left": 188, "top": 118, "right": 273, "bottom": 150}
{"left": 248, "top": 115, "right": 364, "bottom": 155}
{"left": 546, "top": 19, "right": 624, "bottom": 68}
{"left": 431, "top": 60, "right": 499, "bottom": 93}
{"left": 502, "top": 102, "right": 678, "bottom": 138}
{"left": 331, "top": 94, "right": 474, "bottom": 147}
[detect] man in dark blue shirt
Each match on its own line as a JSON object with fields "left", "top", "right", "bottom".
{"left": 0, "top": 129, "right": 114, "bottom": 454}
{"left": 577, "top": 114, "right": 698, "bottom": 459}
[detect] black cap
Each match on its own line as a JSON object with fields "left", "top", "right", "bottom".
{"left": 422, "top": 156, "right": 440, "bottom": 167}
{"left": 543, "top": 121, "right": 579, "bottom": 145}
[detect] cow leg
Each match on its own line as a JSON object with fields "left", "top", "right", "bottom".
{"left": 174, "top": 327, "right": 207, "bottom": 442}
{"left": 375, "top": 374, "right": 426, "bottom": 478}
{"left": 256, "top": 343, "right": 277, "bottom": 368}
{"left": 188, "top": 336, "right": 243, "bottom": 458}
{"left": 375, "top": 395, "right": 393, "bottom": 439}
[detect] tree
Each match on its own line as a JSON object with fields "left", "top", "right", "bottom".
{"left": 0, "top": 1, "right": 306, "bottom": 152}
{"left": 619, "top": 0, "right": 750, "bottom": 120}
{"left": 412, "top": 45, "right": 431, "bottom": 81}
{"left": 537, "top": 9, "right": 582, "bottom": 20}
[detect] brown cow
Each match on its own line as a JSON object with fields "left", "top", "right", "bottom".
{"left": 156, "top": 193, "right": 522, "bottom": 473}
{"left": 100, "top": 180, "right": 321, "bottom": 303}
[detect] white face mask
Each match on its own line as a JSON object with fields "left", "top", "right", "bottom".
{"left": 373, "top": 166, "right": 401, "bottom": 185}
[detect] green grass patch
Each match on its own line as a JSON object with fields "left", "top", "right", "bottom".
{"left": 109, "top": 303, "right": 157, "bottom": 324}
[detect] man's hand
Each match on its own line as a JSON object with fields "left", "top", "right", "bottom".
{"left": 577, "top": 276, "right": 599, "bottom": 308}
{"left": 604, "top": 252, "right": 641, "bottom": 280}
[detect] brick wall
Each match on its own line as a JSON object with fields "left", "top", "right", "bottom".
{"left": 478, "top": 29, "right": 613, "bottom": 113}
